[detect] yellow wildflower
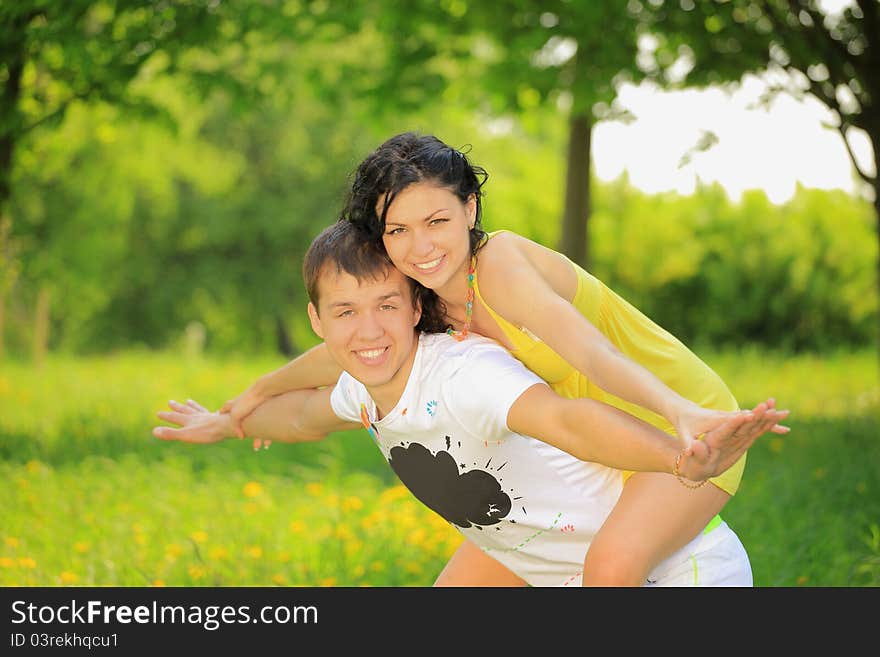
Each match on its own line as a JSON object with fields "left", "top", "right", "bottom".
{"left": 60, "top": 572, "right": 79, "bottom": 584}
{"left": 208, "top": 547, "right": 229, "bottom": 560}
{"left": 243, "top": 481, "right": 263, "bottom": 498}
{"left": 190, "top": 530, "right": 208, "bottom": 543}
{"left": 187, "top": 565, "right": 206, "bottom": 580}
{"left": 379, "top": 485, "right": 409, "bottom": 504}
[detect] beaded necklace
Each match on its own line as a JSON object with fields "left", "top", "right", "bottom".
{"left": 446, "top": 254, "right": 476, "bottom": 342}
{"left": 359, "top": 403, "right": 379, "bottom": 441}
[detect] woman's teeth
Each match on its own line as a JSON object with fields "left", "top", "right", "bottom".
{"left": 414, "top": 256, "right": 443, "bottom": 270}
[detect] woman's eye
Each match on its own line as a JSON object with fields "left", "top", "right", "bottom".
{"left": 386, "top": 227, "right": 404, "bottom": 236}
{"left": 430, "top": 218, "right": 449, "bottom": 226}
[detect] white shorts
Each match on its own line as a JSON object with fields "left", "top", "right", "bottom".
{"left": 644, "top": 520, "right": 753, "bottom": 587}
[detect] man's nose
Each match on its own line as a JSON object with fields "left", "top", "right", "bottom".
{"left": 356, "top": 311, "right": 384, "bottom": 341}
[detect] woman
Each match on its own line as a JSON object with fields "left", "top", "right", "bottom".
{"left": 222, "top": 132, "right": 788, "bottom": 586}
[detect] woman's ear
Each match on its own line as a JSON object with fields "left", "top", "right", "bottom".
{"left": 466, "top": 193, "right": 477, "bottom": 229}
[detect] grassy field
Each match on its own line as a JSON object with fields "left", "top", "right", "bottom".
{"left": 0, "top": 347, "right": 877, "bottom": 587}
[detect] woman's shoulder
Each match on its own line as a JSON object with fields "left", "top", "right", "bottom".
{"left": 480, "top": 229, "right": 537, "bottom": 264}
{"left": 479, "top": 230, "right": 579, "bottom": 304}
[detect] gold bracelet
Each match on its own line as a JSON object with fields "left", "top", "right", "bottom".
{"left": 673, "top": 451, "right": 708, "bottom": 489}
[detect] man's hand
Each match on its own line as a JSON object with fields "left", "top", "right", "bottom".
{"left": 153, "top": 399, "right": 237, "bottom": 444}
{"left": 676, "top": 398, "right": 791, "bottom": 482}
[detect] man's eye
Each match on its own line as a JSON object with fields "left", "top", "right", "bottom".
{"left": 380, "top": 305, "right": 397, "bottom": 311}
{"left": 337, "top": 310, "right": 354, "bottom": 318}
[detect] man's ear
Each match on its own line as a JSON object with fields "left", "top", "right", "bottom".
{"left": 307, "top": 302, "right": 324, "bottom": 339}
{"left": 411, "top": 289, "right": 423, "bottom": 328}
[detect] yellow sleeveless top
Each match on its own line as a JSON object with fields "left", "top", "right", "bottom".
{"left": 473, "top": 231, "right": 746, "bottom": 496}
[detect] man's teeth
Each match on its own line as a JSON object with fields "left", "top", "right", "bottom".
{"left": 358, "top": 348, "right": 385, "bottom": 359}
{"left": 414, "top": 256, "right": 443, "bottom": 270}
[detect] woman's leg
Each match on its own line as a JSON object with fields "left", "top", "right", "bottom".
{"left": 434, "top": 538, "right": 528, "bottom": 587}
{"left": 581, "top": 472, "right": 731, "bottom": 587}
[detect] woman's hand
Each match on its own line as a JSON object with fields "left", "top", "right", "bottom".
{"left": 219, "top": 387, "right": 267, "bottom": 439}
{"left": 676, "top": 399, "right": 791, "bottom": 482}
{"left": 671, "top": 397, "right": 789, "bottom": 451}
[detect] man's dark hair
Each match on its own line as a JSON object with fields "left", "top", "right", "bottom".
{"left": 303, "top": 220, "right": 449, "bottom": 333}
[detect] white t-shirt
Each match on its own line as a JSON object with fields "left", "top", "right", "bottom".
{"left": 330, "top": 332, "right": 742, "bottom": 587}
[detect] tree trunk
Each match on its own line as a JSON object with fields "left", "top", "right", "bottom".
{"left": 275, "top": 313, "right": 294, "bottom": 358}
{"left": 0, "top": 287, "right": 5, "bottom": 360}
{"left": 0, "top": 24, "right": 25, "bottom": 214}
{"left": 558, "top": 112, "right": 592, "bottom": 270}
{"left": 874, "top": 186, "right": 880, "bottom": 368}
{"left": 32, "top": 286, "right": 50, "bottom": 367}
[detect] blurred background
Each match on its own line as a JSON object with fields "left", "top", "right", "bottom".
{"left": 1, "top": 0, "right": 877, "bottom": 587}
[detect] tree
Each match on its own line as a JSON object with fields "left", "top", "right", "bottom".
{"left": 1, "top": 1, "right": 240, "bottom": 357}
{"left": 637, "top": 0, "right": 878, "bottom": 340}
{"left": 370, "top": 2, "right": 652, "bottom": 270}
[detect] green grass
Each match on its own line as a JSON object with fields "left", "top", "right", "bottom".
{"left": 0, "top": 347, "right": 877, "bottom": 586}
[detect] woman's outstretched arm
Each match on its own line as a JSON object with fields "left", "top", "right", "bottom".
{"left": 219, "top": 342, "right": 343, "bottom": 436}
{"left": 477, "top": 236, "right": 789, "bottom": 447}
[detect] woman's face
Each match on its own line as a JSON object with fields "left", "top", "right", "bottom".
{"left": 379, "top": 181, "right": 476, "bottom": 293}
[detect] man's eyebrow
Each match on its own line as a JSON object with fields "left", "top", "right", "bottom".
{"left": 327, "top": 291, "right": 402, "bottom": 308}
{"left": 385, "top": 208, "right": 448, "bottom": 226}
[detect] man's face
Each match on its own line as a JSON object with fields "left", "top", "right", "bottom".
{"left": 308, "top": 265, "right": 421, "bottom": 396}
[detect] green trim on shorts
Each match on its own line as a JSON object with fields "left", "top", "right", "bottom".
{"left": 690, "top": 555, "right": 699, "bottom": 586}
{"left": 703, "top": 514, "right": 723, "bottom": 535}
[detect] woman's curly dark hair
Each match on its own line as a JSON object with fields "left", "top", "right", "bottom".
{"left": 339, "top": 132, "right": 490, "bottom": 333}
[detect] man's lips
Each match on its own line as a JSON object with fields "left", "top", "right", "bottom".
{"left": 353, "top": 346, "right": 390, "bottom": 363}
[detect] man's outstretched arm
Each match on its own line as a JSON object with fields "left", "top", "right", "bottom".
{"left": 153, "top": 387, "right": 359, "bottom": 445}
{"left": 507, "top": 384, "right": 789, "bottom": 482}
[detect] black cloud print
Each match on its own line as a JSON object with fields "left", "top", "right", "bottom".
{"left": 388, "top": 442, "right": 511, "bottom": 528}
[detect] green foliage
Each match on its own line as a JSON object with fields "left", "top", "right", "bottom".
{"left": 2, "top": 2, "right": 876, "bottom": 357}
{"left": 0, "top": 348, "right": 876, "bottom": 585}
{"left": 5, "top": 11, "right": 397, "bottom": 355}
{"left": 586, "top": 181, "right": 877, "bottom": 351}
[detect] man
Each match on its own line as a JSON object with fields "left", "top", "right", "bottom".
{"left": 153, "top": 221, "right": 788, "bottom": 586}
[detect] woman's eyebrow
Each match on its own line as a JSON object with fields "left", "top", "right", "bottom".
{"left": 385, "top": 208, "right": 448, "bottom": 226}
